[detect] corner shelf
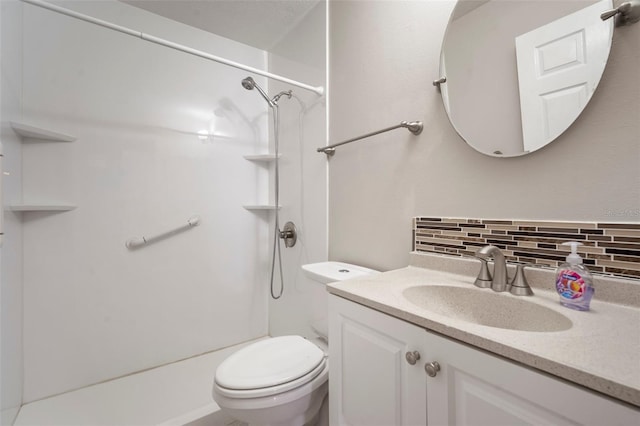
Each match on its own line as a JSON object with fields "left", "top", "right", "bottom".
{"left": 7, "top": 204, "right": 77, "bottom": 212}
{"left": 8, "top": 120, "right": 77, "bottom": 215}
{"left": 10, "top": 121, "right": 76, "bottom": 142}
{"left": 243, "top": 153, "right": 280, "bottom": 212}
{"left": 243, "top": 205, "right": 281, "bottom": 211}
{"left": 243, "top": 154, "right": 280, "bottom": 162}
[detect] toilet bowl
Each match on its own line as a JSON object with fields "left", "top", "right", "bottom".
{"left": 213, "top": 336, "right": 328, "bottom": 426}
{"left": 212, "top": 262, "right": 379, "bottom": 426}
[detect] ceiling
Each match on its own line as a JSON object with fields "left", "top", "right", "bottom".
{"left": 122, "top": 0, "right": 321, "bottom": 51}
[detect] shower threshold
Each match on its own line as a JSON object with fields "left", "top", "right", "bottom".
{"left": 14, "top": 338, "right": 264, "bottom": 426}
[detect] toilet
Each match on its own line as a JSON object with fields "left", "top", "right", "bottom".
{"left": 212, "top": 262, "right": 379, "bottom": 426}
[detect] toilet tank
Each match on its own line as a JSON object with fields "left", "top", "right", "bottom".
{"left": 301, "top": 261, "right": 379, "bottom": 284}
{"left": 302, "top": 262, "right": 380, "bottom": 341}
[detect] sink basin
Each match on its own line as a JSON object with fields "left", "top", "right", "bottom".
{"left": 402, "top": 285, "right": 572, "bottom": 332}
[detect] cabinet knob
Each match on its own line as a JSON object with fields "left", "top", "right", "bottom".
{"left": 425, "top": 361, "right": 441, "bottom": 377}
{"left": 405, "top": 351, "right": 421, "bottom": 365}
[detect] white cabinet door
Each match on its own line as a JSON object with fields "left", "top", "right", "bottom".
{"left": 425, "top": 331, "right": 640, "bottom": 426}
{"left": 329, "top": 295, "right": 427, "bottom": 426}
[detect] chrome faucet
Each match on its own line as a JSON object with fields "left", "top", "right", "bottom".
{"left": 476, "top": 245, "right": 509, "bottom": 292}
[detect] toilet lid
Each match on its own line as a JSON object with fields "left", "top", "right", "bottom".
{"left": 215, "top": 336, "right": 325, "bottom": 390}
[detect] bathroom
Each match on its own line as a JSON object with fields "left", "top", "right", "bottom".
{"left": 1, "top": 0, "right": 638, "bottom": 425}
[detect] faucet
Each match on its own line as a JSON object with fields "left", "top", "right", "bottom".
{"left": 476, "top": 245, "right": 509, "bottom": 292}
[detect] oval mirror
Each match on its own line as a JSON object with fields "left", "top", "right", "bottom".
{"left": 439, "top": 0, "right": 614, "bottom": 157}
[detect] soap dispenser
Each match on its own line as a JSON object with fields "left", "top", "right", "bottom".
{"left": 555, "top": 242, "right": 594, "bottom": 311}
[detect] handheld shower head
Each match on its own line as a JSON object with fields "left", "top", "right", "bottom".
{"left": 241, "top": 77, "right": 255, "bottom": 90}
{"left": 241, "top": 76, "right": 274, "bottom": 107}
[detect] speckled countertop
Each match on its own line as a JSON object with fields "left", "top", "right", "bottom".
{"left": 327, "top": 252, "right": 640, "bottom": 407}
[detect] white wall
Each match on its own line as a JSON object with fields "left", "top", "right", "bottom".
{"left": 328, "top": 0, "right": 640, "bottom": 271}
{"left": 268, "top": 1, "right": 328, "bottom": 339}
{"left": 21, "top": 0, "right": 271, "bottom": 402}
{"left": 0, "top": 0, "right": 24, "bottom": 423}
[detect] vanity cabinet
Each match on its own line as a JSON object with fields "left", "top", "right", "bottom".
{"left": 328, "top": 294, "right": 427, "bottom": 425}
{"left": 329, "top": 294, "right": 639, "bottom": 426}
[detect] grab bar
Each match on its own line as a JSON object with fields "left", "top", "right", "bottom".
{"left": 317, "top": 121, "right": 423, "bottom": 157}
{"left": 126, "top": 216, "right": 201, "bottom": 249}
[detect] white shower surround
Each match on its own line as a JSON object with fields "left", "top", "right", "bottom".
{"left": 20, "top": 1, "right": 272, "bottom": 402}
{"left": 2, "top": 0, "right": 327, "bottom": 418}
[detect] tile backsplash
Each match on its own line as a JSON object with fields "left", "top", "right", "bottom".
{"left": 413, "top": 217, "right": 640, "bottom": 279}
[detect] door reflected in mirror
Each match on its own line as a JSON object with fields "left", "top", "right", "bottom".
{"left": 439, "top": 0, "right": 613, "bottom": 157}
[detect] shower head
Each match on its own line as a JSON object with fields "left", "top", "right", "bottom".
{"left": 241, "top": 77, "right": 255, "bottom": 90}
{"left": 241, "top": 76, "right": 275, "bottom": 107}
{"left": 271, "top": 90, "right": 292, "bottom": 104}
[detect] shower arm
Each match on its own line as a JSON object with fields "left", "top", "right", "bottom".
{"left": 21, "top": 0, "right": 325, "bottom": 96}
{"left": 317, "top": 121, "right": 423, "bottom": 157}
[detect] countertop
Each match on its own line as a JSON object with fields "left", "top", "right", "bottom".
{"left": 327, "top": 253, "right": 640, "bottom": 407}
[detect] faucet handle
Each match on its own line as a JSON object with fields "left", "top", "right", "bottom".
{"left": 473, "top": 256, "right": 493, "bottom": 288}
{"left": 508, "top": 262, "right": 534, "bottom": 296}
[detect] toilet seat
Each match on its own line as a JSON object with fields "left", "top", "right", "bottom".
{"left": 215, "top": 358, "right": 327, "bottom": 399}
{"left": 214, "top": 336, "right": 326, "bottom": 399}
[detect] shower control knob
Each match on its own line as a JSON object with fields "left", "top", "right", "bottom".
{"left": 279, "top": 221, "right": 297, "bottom": 248}
{"left": 405, "top": 351, "right": 421, "bottom": 365}
{"left": 425, "top": 361, "right": 441, "bottom": 377}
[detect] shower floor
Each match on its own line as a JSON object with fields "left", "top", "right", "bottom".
{"left": 14, "top": 338, "right": 264, "bottom": 426}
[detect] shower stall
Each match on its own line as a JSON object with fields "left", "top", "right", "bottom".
{"left": 0, "top": 1, "right": 327, "bottom": 424}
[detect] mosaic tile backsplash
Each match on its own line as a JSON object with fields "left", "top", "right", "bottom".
{"left": 413, "top": 217, "right": 640, "bottom": 279}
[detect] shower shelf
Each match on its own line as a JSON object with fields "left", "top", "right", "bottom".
{"left": 9, "top": 121, "right": 77, "bottom": 214}
{"left": 243, "top": 154, "right": 281, "bottom": 162}
{"left": 244, "top": 155, "right": 280, "bottom": 212}
{"left": 7, "top": 204, "right": 77, "bottom": 212}
{"left": 243, "top": 205, "right": 281, "bottom": 211}
{"left": 11, "top": 121, "right": 76, "bottom": 142}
